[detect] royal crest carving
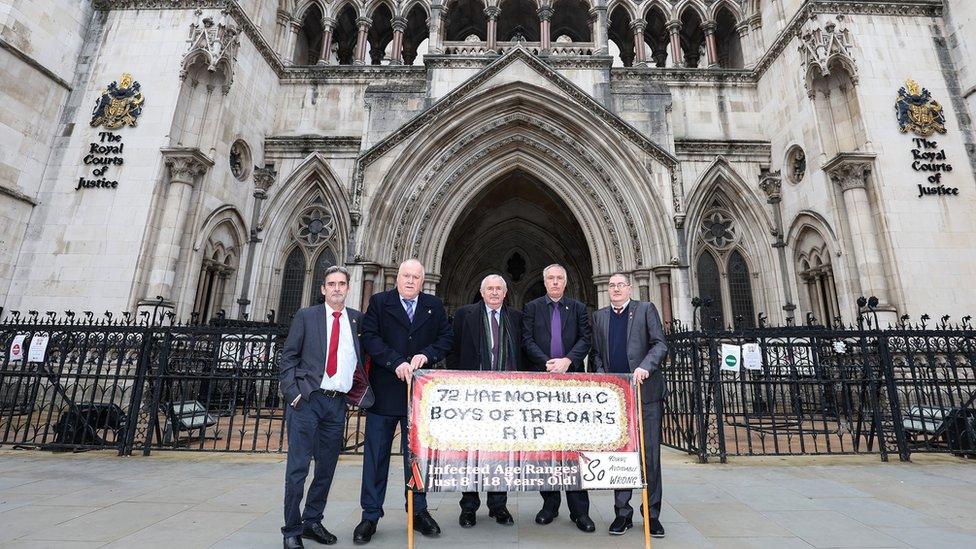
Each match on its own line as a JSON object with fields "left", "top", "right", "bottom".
{"left": 90, "top": 73, "right": 145, "bottom": 129}
{"left": 895, "top": 78, "right": 947, "bottom": 137}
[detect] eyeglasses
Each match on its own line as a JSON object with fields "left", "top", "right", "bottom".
{"left": 608, "top": 283, "right": 630, "bottom": 289}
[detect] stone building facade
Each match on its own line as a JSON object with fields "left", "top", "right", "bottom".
{"left": 1, "top": 0, "right": 975, "bottom": 328}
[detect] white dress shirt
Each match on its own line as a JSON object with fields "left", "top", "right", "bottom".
{"left": 320, "top": 307, "right": 357, "bottom": 393}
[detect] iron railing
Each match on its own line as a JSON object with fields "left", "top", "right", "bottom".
{"left": 1, "top": 307, "right": 973, "bottom": 462}
{"left": 663, "top": 322, "right": 976, "bottom": 462}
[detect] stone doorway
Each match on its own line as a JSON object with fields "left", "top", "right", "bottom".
{"left": 438, "top": 170, "right": 596, "bottom": 313}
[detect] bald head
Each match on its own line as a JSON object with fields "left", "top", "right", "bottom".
{"left": 397, "top": 259, "right": 425, "bottom": 300}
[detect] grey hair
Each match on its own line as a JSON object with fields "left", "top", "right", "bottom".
{"left": 479, "top": 274, "right": 508, "bottom": 292}
{"left": 399, "top": 258, "right": 425, "bottom": 275}
{"left": 321, "top": 265, "right": 350, "bottom": 283}
{"left": 542, "top": 264, "right": 567, "bottom": 279}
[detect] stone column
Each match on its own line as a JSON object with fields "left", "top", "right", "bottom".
{"left": 630, "top": 19, "right": 647, "bottom": 66}
{"left": 760, "top": 169, "right": 796, "bottom": 324}
{"left": 485, "top": 6, "right": 500, "bottom": 52}
{"left": 354, "top": 16, "right": 372, "bottom": 65}
{"left": 633, "top": 269, "right": 651, "bottom": 302}
{"left": 589, "top": 6, "right": 608, "bottom": 55}
{"left": 143, "top": 148, "right": 213, "bottom": 309}
{"left": 538, "top": 5, "right": 554, "bottom": 52}
{"left": 237, "top": 166, "right": 276, "bottom": 318}
{"left": 592, "top": 274, "right": 611, "bottom": 309}
{"left": 390, "top": 16, "right": 407, "bottom": 64}
{"left": 429, "top": 3, "right": 445, "bottom": 54}
{"left": 666, "top": 19, "right": 682, "bottom": 67}
{"left": 423, "top": 273, "right": 441, "bottom": 296}
{"left": 285, "top": 19, "right": 301, "bottom": 65}
{"left": 703, "top": 21, "right": 718, "bottom": 67}
{"left": 317, "top": 18, "right": 335, "bottom": 64}
{"left": 736, "top": 21, "right": 751, "bottom": 66}
{"left": 360, "top": 263, "right": 381, "bottom": 311}
{"left": 825, "top": 154, "right": 896, "bottom": 324}
{"left": 652, "top": 267, "right": 674, "bottom": 326}
{"left": 274, "top": 9, "right": 289, "bottom": 51}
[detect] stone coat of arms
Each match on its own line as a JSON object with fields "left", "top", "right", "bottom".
{"left": 90, "top": 73, "right": 145, "bottom": 129}
{"left": 895, "top": 79, "right": 946, "bottom": 137}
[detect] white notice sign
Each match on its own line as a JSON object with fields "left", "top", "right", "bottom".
{"left": 578, "top": 452, "right": 642, "bottom": 489}
{"left": 742, "top": 343, "right": 762, "bottom": 370}
{"left": 720, "top": 344, "right": 741, "bottom": 372}
{"left": 9, "top": 334, "right": 26, "bottom": 362}
{"left": 27, "top": 335, "right": 49, "bottom": 363}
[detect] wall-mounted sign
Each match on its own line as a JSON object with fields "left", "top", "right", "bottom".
{"left": 897, "top": 79, "right": 957, "bottom": 198}
{"left": 79, "top": 73, "right": 143, "bottom": 191}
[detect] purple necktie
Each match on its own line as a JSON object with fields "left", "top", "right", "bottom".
{"left": 490, "top": 310, "right": 500, "bottom": 370}
{"left": 550, "top": 302, "right": 564, "bottom": 358}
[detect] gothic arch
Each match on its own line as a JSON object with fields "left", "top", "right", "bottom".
{"left": 185, "top": 205, "right": 247, "bottom": 320}
{"left": 640, "top": 0, "right": 673, "bottom": 21}
{"left": 326, "top": 0, "right": 363, "bottom": 19}
{"left": 606, "top": 0, "right": 637, "bottom": 20}
{"left": 708, "top": 0, "right": 743, "bottom": 21}
{"left": 356, "top": 80, "right": 676, "bottom": 279}
{"left": 684, "top": 158, "right": 777, "bottom": 323}
{"left": 402, "top": 0, "right": 430, "bottom": 18}
{"left": 673, "top": 0, "right": 708, "bottom": 21}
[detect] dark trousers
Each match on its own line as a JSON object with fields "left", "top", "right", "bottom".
{"left": 360, "top": 411, "right": 427, "bottom": 521}
{"left": 540, "top": 490, "right": 589, "bottom": 518}
{"left": 281, "top": 391, "right": 345, "bottom": 537}
{"left": 614, "top": 399, "right": 663, "bottom": 520}
{"left": 460, "top": 491, "right": 507, "bottom": 513}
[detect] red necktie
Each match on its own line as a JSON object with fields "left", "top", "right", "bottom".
{"left": 326, "top": 311, "right": 341, "bottom": 378}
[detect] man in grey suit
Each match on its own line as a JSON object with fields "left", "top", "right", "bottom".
{"left": 591, "top": 273, "right": 668, "bottom": 538}
{"left": 279, "top": 266, "right": 372, "bottom": 549}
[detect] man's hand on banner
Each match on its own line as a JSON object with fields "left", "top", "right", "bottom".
{"left": 396, "top": 362, "right": 412, "bottom": 381}
{"left": 410, "top": 354, "right": 428, "bottom": 371}
{"left": 632, "top": 367, "right": 649, "bottom": 384}
{"left": 545, "top": 357, "right": 572, "bottom": 373}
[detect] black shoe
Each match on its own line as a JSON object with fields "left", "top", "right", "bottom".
{"left": 283, "top": 535, "right": 304, "bottom": 549}
{"left": 650, "top": 518, "right": 666, "bottom": 538}
{"left": 413, "top": 510, "right": 441, "bottom": 537}
{"left": 352, "top": 519, "right": 376, "bottom": 544}
{"left": 608, "top": 516, "right": 633, "bottom": 535}
{"left": 458, "top": 510, "right": 476, "bottom": 528}
{"left": 535, "top": 508, "right": 558, "bottom": 525}
{"left": 302, "top": 522, "right": 337, "bottom": 545}
{"left": 489, "top": 507, "right": 514, "bottom": 525}
{"left": 572, "top": 514, "right": 596, "bottom": 533}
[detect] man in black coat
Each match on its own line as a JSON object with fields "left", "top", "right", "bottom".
{"left": 521, "top": 263, "right": 595, "bottom": 533}
{"left": 354, "top": 259, "right": 453, "bottom": 544}
{"left": 279, "top": 266, "right": 372, "bottom": 549}
{"left": 447, "top": 274, "right": 522, "bottom": 529}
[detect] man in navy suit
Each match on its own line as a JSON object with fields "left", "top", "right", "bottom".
{"left": 447, "top": 274, "right": 522, "bottom": 528}
{"left": 522, "top": 263, "right": 595, "bottom": 533}
{"left": 279, "top": 266, "right": 372, "bottom": 549}
{"left": 354, "top": 259, "right": 453, "bottom": 543}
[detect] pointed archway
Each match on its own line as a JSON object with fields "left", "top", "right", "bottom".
{"left": 439, "top": 169, "right": 596, "bottom": 312}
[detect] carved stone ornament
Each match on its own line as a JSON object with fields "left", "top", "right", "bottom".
{"left": 181, "top": 8, "right": 241, "bottom": 94}
{"left": 90, "top": 72, "right": 145, "bottom": 129}
{"left": 798, "top": 15, "right": 857, "bottom": 96}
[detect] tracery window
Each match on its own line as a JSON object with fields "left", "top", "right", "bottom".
{"left": 276, "top": 197, "right": 340, "bottom": 322}
{"left": 694, "top": 199, "right": 757, "bottom": 329}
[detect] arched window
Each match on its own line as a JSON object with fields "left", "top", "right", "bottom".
{"left": 497, "top": 0, "right": 541, "bottom": 41}
{"left": 309, "top": 247, "right": 337, "bottom": 305}
{"left": 193, "top": 220, "right": 241, "bottom": 322}
{"left": 295, "top": 4, "right": 324, "bottom": 65}
{"left": 402, "top": 4, "right": 430, "bottom": 65}
{"left": 727, "top": 250, "right": 755, "bottom": 328}
{"left": 794, "top": 227, "right": 840, "bottom": 325}
{"left": 367, "top": 3, "right": 395, "bottom": 65}
{"left": 332, "top": 4, "right": 359, "bottom": 65}
{"left": 645, "top": 5, "right": 669, "bottom": 67}
{"left": 715, "top": 5, "right": 744, "bottom": 69}
{"left": 278, "top": 246, "right": 306, "bottom": 321}
{"left": 679, "top": 7, "right": 705, "bottom": 68}
{"left": 445, "top": 0, "right": 488, "bottom": 41}
{"left": 551, "top": 0, "right": 591, "bottom": 42}
{"left": 696, "top": 251, "right": 725, "bottom": 330}
{"left": 608, "top": 6, "right": 634, "bottom": 67}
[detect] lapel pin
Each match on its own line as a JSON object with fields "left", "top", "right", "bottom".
{"left": 428, "top": 309, "right": 431, "bottom": 314}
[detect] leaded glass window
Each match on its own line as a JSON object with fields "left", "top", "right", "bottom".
{"left": 309, "top": 247, "right": 337, "bottom": 305}
{"left": 727, "top": 250, "right": 755, "bottom": 328}
{"left": 696, "top": 251, "right": 725, "bottom": 330}
{"left": 278, "top": 247, "right": 306, "bottom": 321}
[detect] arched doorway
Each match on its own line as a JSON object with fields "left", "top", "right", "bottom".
{"left": 439, "top": 169, "right": 596, "bottom": 313}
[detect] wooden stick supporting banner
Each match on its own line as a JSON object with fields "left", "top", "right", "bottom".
{"left": 636, "top": 382, "right": 653, "bottom": 549}
{"left": 406, "top": 376, "right": 414, "bottom": 549}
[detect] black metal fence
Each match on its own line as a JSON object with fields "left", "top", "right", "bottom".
{"left": 2, "top": 309, "right": 973, "bottom": 462}
{"left": 0, "top": 310, "right": 373, "bottom": 455}
{"left": 663, "top": 324, "right": 976, "bottom": 462}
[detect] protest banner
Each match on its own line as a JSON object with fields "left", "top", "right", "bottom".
{"left": 407, "top": 370, "right": 642, "bottom": 493}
